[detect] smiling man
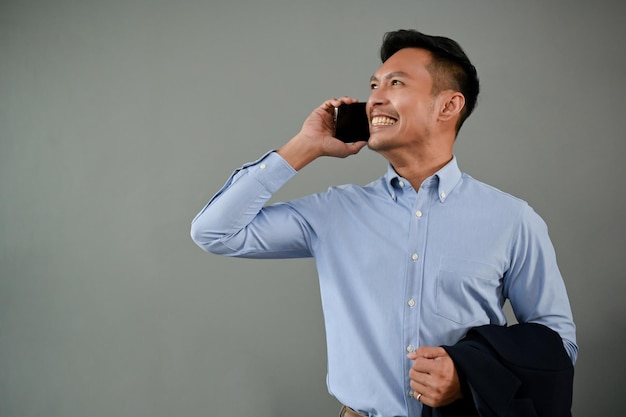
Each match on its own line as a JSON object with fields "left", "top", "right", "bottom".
{"left": 191, "top": 29, "right": 577, "bottom": 417}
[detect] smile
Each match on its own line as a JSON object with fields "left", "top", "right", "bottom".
{"left": 371, "top": 116, "right": 397, "bottom": 126}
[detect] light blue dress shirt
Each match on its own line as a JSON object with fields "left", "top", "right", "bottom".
{"left": 191, "top": 151, "right": 577, "bottom": 417}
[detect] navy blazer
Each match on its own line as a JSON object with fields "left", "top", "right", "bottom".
{"left": 422, "top": 323, "right": 574, "bottom": 417}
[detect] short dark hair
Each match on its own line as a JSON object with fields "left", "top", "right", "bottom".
{"left": 380, "top": 29, "right": 480, "bottom": 133}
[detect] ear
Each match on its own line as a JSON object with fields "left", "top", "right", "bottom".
{"left": 438, "top": 92, "right": 465, "bottom": 123}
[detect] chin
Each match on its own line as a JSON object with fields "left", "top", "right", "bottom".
{"left": 366, "top": 135, "right": 389, "bottom": 152}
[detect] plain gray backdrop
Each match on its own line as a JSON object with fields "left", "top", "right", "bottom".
{"left": 2, "top": 0, "right": 625, "bottom": 416}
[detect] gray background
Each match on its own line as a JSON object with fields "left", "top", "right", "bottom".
{"left": 1, "top": 0, "right": 625, "bottom": 416}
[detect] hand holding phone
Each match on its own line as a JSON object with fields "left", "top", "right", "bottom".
{"left": 334, "top": 102, "right": 370, "bottom": 143}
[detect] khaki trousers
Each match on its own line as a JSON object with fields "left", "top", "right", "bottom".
{"left": 339, "top": 405, "right": 365, "bottom": 417}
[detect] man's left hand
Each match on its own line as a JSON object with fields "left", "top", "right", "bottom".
{"left": 407, "top": 346, "right": 462, "bottom": 407}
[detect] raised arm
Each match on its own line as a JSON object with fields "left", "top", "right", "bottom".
{"left": 190, "top": 97, "right": 367, "bottom": 257}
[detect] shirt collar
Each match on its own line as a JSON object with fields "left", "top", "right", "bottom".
{"left": 384, "top": 156, "right": 462, "bottom": 203}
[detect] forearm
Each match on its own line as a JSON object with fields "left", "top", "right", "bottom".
{"left": 190, "top": 151, "right": 296, "bottom": 254}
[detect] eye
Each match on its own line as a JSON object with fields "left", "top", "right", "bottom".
{"left": 370, "top": 82, "right": 379, "bottom": 90}
{"left": 391, "top": 79, "right": 403, "bottom": 86}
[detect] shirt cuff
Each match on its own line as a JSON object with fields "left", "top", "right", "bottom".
{"left": 245, "top": 150, "right": 297, "bottom": 194}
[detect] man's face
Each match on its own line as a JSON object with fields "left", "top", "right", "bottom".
{"left": 366, "top": 48, "right": 437, "bottom": 152}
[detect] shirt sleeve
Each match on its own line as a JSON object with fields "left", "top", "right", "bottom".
{"left": 504, "top": 204, "right": 578, "bottom": 363}
{"left": 190, "top": 151, "right": 315, "bottom": 258}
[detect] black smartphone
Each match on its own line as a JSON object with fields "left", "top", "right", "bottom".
{"left": 334, "top": 102, "right": 369, "bottom": 143}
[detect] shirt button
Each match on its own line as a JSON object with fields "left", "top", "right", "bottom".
{"left": 408, "top": 299, "right": 416, "bottom": 308}
{"left": 411, "top": 253, "right": 419, "bottom": 261}
{"left": 399, "top": 180, "right": 405, "bottom": 187}
{"left": 440, "top": 192, "right": 446, "bottom": 199}
{"left": 407, "top": 345, "right": 415, "bottom": 353}
{"left": 415, "top": 210, "right": 422, "bottom": 218}
{"left": 409, "top": 389, "right": 415, "bottom": 398}
{"left": 260, "top": 163, "right": 267, "bottom": 169}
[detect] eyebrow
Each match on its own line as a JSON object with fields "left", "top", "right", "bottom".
{"left": 370, "top": 71, "right": 410, "bottom": 83}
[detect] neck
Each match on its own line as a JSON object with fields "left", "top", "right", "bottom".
{"left": 384, "top": 148, "right": 453, "bottom": 190}
{"left": 370, "top": 127, "right": 457, "bottom": 189}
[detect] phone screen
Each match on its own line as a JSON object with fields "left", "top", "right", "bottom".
{"left": 334, "top": 102, "right": 369, "bottom": 143}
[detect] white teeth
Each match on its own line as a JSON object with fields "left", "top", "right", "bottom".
{"left": 371, "top": 116, "right": 397, "bottom": 126}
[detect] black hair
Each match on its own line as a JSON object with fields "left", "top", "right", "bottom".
{"left": 380, "top": 29, "right": 480, "bottom": 132}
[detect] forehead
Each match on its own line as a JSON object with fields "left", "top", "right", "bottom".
{"left": 372, "top": 48, "right": 433, "bottom": 82}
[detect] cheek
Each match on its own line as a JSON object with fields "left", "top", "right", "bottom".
{"left": 405, "top": 100, "right": 435, "bottom": 124}
{"left": 400, "top": 106, "right": 428, "bottom": 129}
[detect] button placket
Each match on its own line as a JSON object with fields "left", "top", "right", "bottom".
{"left": 403, "top": 186, "right": 431, "bottom": 408}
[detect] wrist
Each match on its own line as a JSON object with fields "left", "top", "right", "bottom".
{"left": 277, "top": 134, "right": 320, "bottom": 171}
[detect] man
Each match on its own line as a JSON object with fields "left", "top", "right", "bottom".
{"left": 191, "top": 29, "right": 577, "bottom": 417}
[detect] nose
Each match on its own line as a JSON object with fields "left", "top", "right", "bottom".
{"left": 367, "top": 86, "right": 387, "bottom": 109}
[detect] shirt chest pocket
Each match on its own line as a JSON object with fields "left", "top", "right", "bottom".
{"left": 435, "top": 257, "right": 502, "bottom": 325}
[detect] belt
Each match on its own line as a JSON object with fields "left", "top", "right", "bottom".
{"left": 339, "top": 405, "right": 365, "bottom": 417}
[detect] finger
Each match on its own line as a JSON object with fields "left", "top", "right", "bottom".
{"left": 346, "top": 141, "right": 368, "bottom": 155}
{"left": 414, "top": 346, "right": 447, "bottom": 359}
{"left": 322, "top": 96, "right": 359, "bottom": 109}
{"left": 413, "top": 390, "right": 425, "bottom": 403}
{"left": 407, "top": 345, "right": 445, "bottom": 360}
{"left": 408, "top": 355, "right": 446, "bottom": 378}
{"left": 329, "top": 140, "right": 368, "bottom": 158}
{"left": 337, "top": 95, "right": 358, "bottom": 104}
{"left": 322, "top": 99, "right": 337, "bottom": 109}
{"left": 409, "top": 361, "right": 434, "bottom": 384}
{"left": 416, "top": 392, "right": 432, "bottom": 407}
{"left": 410, "top": 379, "right": 431, "bottom": 399}
{"left": 347, "top": 141, "right": 368, "bottom": 151}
